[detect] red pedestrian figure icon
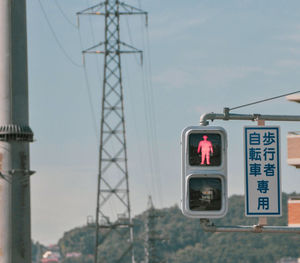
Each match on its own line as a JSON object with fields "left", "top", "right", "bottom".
{"left": 197, "top": 135, "right": 213, "bottom": 165}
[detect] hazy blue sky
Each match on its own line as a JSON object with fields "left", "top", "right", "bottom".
{"left": 27, "top": 0, "right": 300, "bottom": 244}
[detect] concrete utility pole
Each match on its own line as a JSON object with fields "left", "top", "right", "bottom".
{"left": 0, "top": 1, "right": 34, "bottom": 262}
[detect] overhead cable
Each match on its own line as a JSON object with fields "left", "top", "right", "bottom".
{"left": 86, "top": 0, "right": 103, "bottom": 86}
{"left": 230, "top": 90, "right": 300, "bottom": 111}
{"left": 145, "top": 26, "right": 163, "bottom": 206}
{"left": 138, "top": 14, "right": 163, "bottom": 206}
{"left": 78, "top": 28, "right": 99, "bottom": 140}
{"left": 37, "top": 0, "right": 82, "bottom": 68}
{"left": 54, "top": 0, "right": 78, "bottom": 29}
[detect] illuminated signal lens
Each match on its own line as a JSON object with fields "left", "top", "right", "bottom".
{"left": 189, "top": 133, "right": 222, "bottom": 166}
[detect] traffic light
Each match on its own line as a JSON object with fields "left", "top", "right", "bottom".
{"left": 181, "top": 126, "right": 228, "bottom": 218}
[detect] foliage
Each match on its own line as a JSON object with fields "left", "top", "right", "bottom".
{"left": 57, "top": 193, "right": 300, "bottom": 263}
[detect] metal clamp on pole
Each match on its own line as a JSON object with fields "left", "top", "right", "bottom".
{"left": 200, "top": 219, "right": 300, "bottom": 234}
{"left": 223, "top": 107, "right": 230, "bottom": 120}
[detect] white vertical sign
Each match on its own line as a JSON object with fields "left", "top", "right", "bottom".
{"left": 244, "top": 126, "right": 281, "bottom": 216}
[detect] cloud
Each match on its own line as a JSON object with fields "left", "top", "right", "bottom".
{"left": 274, "top": 29, "right": 300, "bottom": 69}
{"left": 273, "top": 27, "right": 300, "bottom": 69}
{"left": 287, "top": 47, "right": 300, "bottom": 55}
{"left": 286, "top": 34, "right": 300, "bottom": 43}
{"left": 149, "top": 11, "right": 214, "bottom": 40}
{"left": 152, "top": 68, "right": 196, "bottom": 89}
{"left": 275, "top": 25, "right": 300, "bottom": 44}
{"left": 153, "top": 65, "right": 275, "bottom": 90}
{"left": 276, "top": 59, "right": 300, "bottom": 68}
{"left": 200, "top": 66, "right": 277, "bottom": 87}
{"left": 194, "top": 105, "right": 215, "bottom": 114}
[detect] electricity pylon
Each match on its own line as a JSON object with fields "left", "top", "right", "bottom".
{"left": 145, "top": 196, "right": 165, "bottom": 263}
{"left": 77, "top": 1, "right": 147, "bottom": 262}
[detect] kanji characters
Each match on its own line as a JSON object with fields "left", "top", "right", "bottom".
{"left": 249, "top": 148, "right": 261, "bottom": 161}
{"left": 257, "top": 197, "right": 269, "bottom": 210}
{"left": 263, "top": 132, "right": 275, "bottom": 145}
{"left": 249, "top": 163, "right": 261, "bottom": 176}
{"left": 257, "top": 180, "right": 269, "bottom": 193}
{"left": 249, "top": 132, "right": 260, "bottom": 145}
{"left": 263, "top": 147, "right": 275, "bottom": 161}
{"left": 264, "top": 163, "right": 275, "bottom": 176}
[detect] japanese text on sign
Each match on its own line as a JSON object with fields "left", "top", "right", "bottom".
{"left": 244, "top": 127, "right": 281, "bottom": 216}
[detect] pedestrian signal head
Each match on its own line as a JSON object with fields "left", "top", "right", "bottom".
{"left": 181, "top": 126, "right": 228, "bottom": 218}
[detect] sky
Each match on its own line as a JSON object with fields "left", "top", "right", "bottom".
{"left": 27, "top": 0, "right": 300, "bottom": 245}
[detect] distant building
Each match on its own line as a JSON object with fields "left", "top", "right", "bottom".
{"left": 277, "top": 257, "right": 300, "bottom": 263}
{"left": 287, "top": 132, "right": 300, "bottom": 168}
{"left": 286, "top": 94, "right": 300, "bottom": 104}
{"left": 288, "top": 196, "right": 300, "bottom": 227}
{"left": 41, "top": 250, "right": 61, "bottom": 263}
{"left": 286, "top": 95, "right": 300, "bottom": 168}
{"left": 40, "top": 259, "right": 59, "bottom": 263}
{"left": 65, "top": 252, "right": 82, "bottom": 258}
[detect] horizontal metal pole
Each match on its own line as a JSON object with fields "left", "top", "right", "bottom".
{"left": 119, "top": 12, "right": 148, "bottom": 15}
{"left": 200, "top": 219, "right": 300, "bottom": 234}
{"left": 77, "top": 12, "right": 104, "bottom": 15}
{"left": 77, "top": 12, "right": 147, "bottom": 16}
{"left": 76, "top": 3, "right": 105, "bottom": 16}
{"left": 199, "top": 108, "right": 300, "bottom": 126}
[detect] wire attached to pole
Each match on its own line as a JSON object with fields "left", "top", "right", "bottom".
{"left": 229, "top": 90, "right": 300, "bottom": 111}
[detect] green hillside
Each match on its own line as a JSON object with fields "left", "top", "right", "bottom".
{"left": 57, "top": 193, "right": 300, "bottom": 263}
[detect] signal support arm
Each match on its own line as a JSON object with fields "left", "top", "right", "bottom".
{"left": 198, "top": 108, "right": 300, "bottom": 234}
{"left": 200, "top": 107, "right": 300, "bottom": 126}
{"left": 200, "top": 219, "right": 300, "bottom": 234}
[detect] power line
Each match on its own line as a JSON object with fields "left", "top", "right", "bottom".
{"left": 77, "top": 28, "right": 99, "bottom": 140}
{"left": 86, "top": 0, "right": 103, "bottom": 87}
{"left": 50, "top": 0, "right": 100, "bottom": 140}
{"left": 145, "top": 26, "right": 163, "bottom": 207}
{"left": 124, "top": 10, "right": 162, "bottom": 205}
{"left": 53, "top": 0, "right": 78, "bottom": 29}
{"left": 40, "top": 0, "right": 99, "bottom": 134}
{"left": 123, "top": 57, "right": 150, "bottom": 195}
{"left": 37, "top": 0, "right": 82, "bottom": 68}
{"left": 229, "top": 90, "right": 300, "bottom": 111}
{"left": 125, "top": 16, "right": 142, "bottom": 65}
{"left": 139, "top": 15, "right": 163, "bottom": 207}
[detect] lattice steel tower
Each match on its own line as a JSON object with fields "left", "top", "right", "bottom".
{"left": 77, "top": 1, "right": 147, "bottom": 262}
{"left": 144, "top": 196, "right": 165, "bottom": 263}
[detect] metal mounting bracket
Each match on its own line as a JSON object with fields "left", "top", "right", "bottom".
{"left": 200, "top": 219, "right": 300, "bottom": 234}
